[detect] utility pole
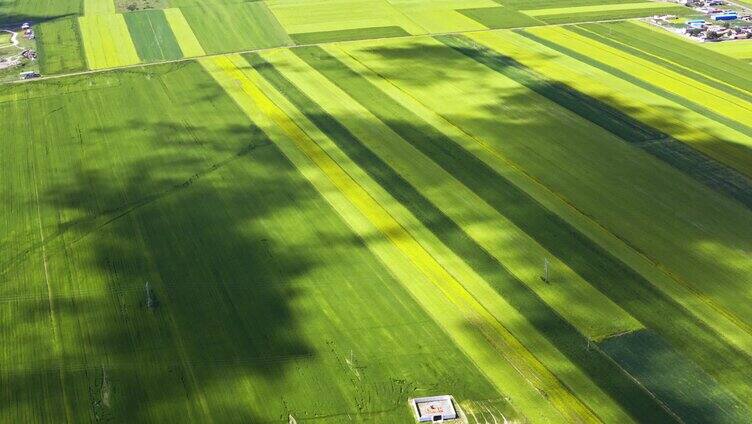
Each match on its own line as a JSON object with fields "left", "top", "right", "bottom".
{"left": 145, "top": 281, "right": 157, "bottom": 310}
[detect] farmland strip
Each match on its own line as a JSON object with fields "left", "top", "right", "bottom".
{"left": 522, "top": 2, "right": 681, "bottom": 17}
{"left": 83, "top": 0, "right": 115, "bottom": 15}
{"left": 266, "top": 47, "right": 677, "bottom": 423}
{"left": 298, "top": 42, "right": 752, "bottom": 405}
{"left": 79, "top": 14, "right": 140, "bottom": 69}
{"left": 163, "top": 8, "right": 205, "bottom": 57}
{"left": 125, "top": 10, "right": 183, "bottom": 62}
{"left": 36, "top": 17, "right": 87, "bottom": 75}
{"left": 457, "top": 6, "right": 543, "bottom": 29}
{"left": 440, "top": 34, "right": 752, "bottom": 212}
{"left": 181, "top": 2, "right": 292, "bottom": 54}
{"left": 533, "top": 6, "right": 690, "bottom": 25}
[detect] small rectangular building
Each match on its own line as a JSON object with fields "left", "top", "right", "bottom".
{"left": 410, "top": 395, "right": 458, "bottom": 422}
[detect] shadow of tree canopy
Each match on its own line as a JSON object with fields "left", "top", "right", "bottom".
{"left": 1, "top": 59, "right": 515, "bottom": 423}
{"left": 0, "top": 62, "right": 320, "bottom": 422}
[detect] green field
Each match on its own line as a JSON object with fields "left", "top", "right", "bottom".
{"left": 36, "top": 17, "right": 87, "bottom": 74}
{"left": 4, "top": 0, "right": 752, "bottom": 422}
{"left": 181, "top": 2, "right": 292, "bottom": 54}
{"left": 124, "top": 10, "right": 183, "bottom": 62}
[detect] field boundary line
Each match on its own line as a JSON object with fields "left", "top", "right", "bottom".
{"left": 164, "top": 8, "right": 206, "bottom": 58}
{"left": 201, "top": 54, "right": 599, "bottom": 423}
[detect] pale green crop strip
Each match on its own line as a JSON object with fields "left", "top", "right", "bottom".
{"left": 164, "top": 8, "right": 206, "bottom": 57}
{"left": 266, "top": 0, "right": 428, "bottom": 36}
{"left": 387, "top": 0, "right": 497, "bottom": 33}
{"left": 79, "top": 14, "right": 140, "bottom": 70}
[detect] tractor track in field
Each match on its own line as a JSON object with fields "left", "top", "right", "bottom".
{"left": 2, "top": 16, "right": 647, "bottom": 87}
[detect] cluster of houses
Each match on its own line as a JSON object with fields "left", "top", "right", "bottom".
{"left": 679, "top": 0, "right": 746, "bottom": 20}
{"left": 20, "top": 22, "right": 38, "bottom": 63}
{"left": 685, "top": 20, "right": 752, "bottom": 40}
{"left": 659, "top": 0, "right": 752, "bottom": 41}
{"left": 17, "top": 23, "right": 40, "bottom": 79}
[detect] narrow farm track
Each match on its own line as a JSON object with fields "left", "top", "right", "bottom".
{"left": 6, "top": 16, "right": 648, "bottom": 87}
